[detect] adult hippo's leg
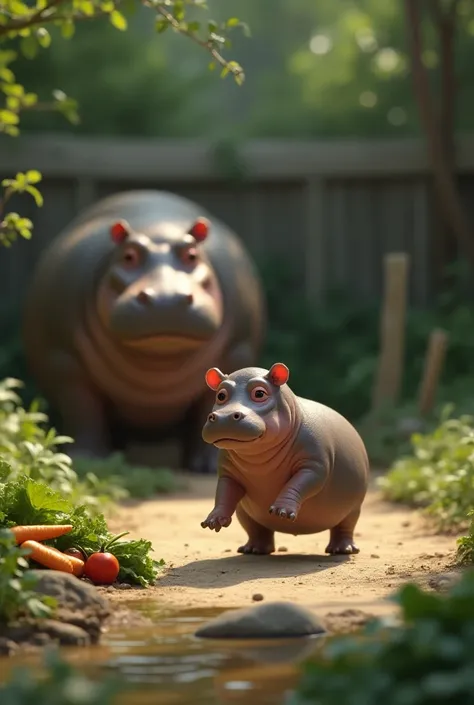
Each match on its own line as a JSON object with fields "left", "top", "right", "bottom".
{"left": 236, "top": 504, "right": 276, "bottom": 555}
{"left": 182, "top": 340, "right": 257, "bottom": 474}
{"left": 325, "top": 507, "right": 361, "bottom": 555}
{"left": 50, "top": 351, "right": 111, "bottom": 458}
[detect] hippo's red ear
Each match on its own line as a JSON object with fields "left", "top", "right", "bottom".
{"left": 189, "top": 217, "right": 210, "bottom": 243}
{"left": 205, "top": 367, "right": 226, "bottom": 391}
{"left": 266, "top": 363, "right": 289, "bottom": 387}
{"left": 110, "top": 220, "right": 132, "bottom": 244}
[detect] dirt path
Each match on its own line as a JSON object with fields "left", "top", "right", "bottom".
{"left": 107, "top": 474, "right": 461, "bottom": 618}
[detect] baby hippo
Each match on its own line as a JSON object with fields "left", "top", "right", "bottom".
{"left": 200, "top": 363, "right": 369, "bottom": 555}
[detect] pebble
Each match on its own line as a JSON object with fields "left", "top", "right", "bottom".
{"left": 278, "top": 546, "right": 288, "bottom": 552}
{"left": 370, "top": 554, "right": 380, "bottom": 559}
{"left": 252, "top": 593, "right": 264, "bottom": 602}
{"left": 116, "top": 583, "right": 132, "bottom": 590}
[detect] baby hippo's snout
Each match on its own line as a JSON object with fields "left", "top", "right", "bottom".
{"left": 207, "top": 410, "right": 245, "bottom": 423}
{"left": 202, "top": 406, "right": 265, "bottom": 448}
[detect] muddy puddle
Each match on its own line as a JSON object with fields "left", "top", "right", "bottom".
{"left": 0, "top": 602, "right": 325, "bottom": 705}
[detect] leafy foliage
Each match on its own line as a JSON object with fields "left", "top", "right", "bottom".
{"left": 458, "top": 511, "right": 474, "bottom": 564}
{"left": 73, "top": 452, "right": 179, "bottom": 499}
{"left": 0, "top": 0, "right": 248, "bottom": 245}
{"left": 291, "top": 569, "right": 474, "bottom": 705}
{"left": 0, "top": 473, "right": 163, "bottom": 586}
{"left": 0, "top": 649, "right": 120, "bottom": 705}
{"left": 378, "top": 407, "right": 474, "bottom": 531}
{"left": 0, "top": 527, "right": 55, "bottom": 623}
{"left": 0, "top": 377, "right": 127, "bottom": 512}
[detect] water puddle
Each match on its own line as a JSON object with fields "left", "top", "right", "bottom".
{"left": 0, "top": 602, "right": 324, "bottom": 704}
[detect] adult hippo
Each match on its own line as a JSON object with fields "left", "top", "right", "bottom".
{"left": 22, "top": 190, "right": 266, "bottom": 474}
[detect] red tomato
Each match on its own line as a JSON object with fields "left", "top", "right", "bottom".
{"left": 84, "top": 552, "right": 120, "bottom": 585}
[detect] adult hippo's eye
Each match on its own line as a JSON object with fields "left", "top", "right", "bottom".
{"left": 122, "top": 247, "right": 140, "bottom": 268}
{"left": 181, "top": 247, "right": 199, "bottom": 265}
{"left": 250, "top": 386, "right": 269, "bottom": 402}
{"left": 216, "top": 388, "right": 229, "bottom": 404}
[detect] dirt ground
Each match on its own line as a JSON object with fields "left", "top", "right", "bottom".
{"left": 106, "top": 473, "right": 462, "bottom": 619}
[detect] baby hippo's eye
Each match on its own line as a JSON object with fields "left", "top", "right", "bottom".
{"left": 250, "top": 386, "right": 269, "bottom": 402}
{"left": 122, "top": 247, "right": 139, "bottom": 267}
{"left": 216, "top": 388, "right": 229, "bottom": 404}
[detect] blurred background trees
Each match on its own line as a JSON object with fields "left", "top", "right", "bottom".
{"left": 12, "top": 0, "right": 474, "bottom": 140}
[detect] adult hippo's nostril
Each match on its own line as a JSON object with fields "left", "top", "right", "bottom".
{"left": 208, "top": 413, "right": 217, "bottom": 422}
{"left": 232, "top": 411, "right": 245, "bottom": 421}
{"left": 136, "top": 288, "right": 154, "bottom": 305}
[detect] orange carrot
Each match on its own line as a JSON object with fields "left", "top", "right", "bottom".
{"left": 10, "top": 525, "right": 73, "bottom": 545}
{"left": 50, "top": 547, "right": 85, "bottom": 578}
{"left": 21, "top": 540, "right": 74, "bottom": 574}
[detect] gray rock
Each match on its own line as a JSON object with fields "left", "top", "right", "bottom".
{"left": 195, "top": 601, "right": 326, "bottom": 639}
{"left": 30, "top": 570, "right": 110, "bottom": 616}
{"left": 36, "top": 620, "right": 91, "bottom": 646}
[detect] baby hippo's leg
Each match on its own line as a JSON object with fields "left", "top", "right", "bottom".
{"left": 325, "top": 507, "right": 361, "bottom": 555}
{"left": 236, "top": 505, "right": 275, "bottom": 555}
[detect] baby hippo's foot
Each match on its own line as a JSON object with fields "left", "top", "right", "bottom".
{"left": 325, "top": 535, "right": 360, "bottom": 555}
{"left": 237, "top": 539, "right": 275, "bottom": 555}
{"left": 268, "top": 501, "right": 299, "bottom": 521}
{"left": 201, "top": 509, "right": 232, "bottom": 533}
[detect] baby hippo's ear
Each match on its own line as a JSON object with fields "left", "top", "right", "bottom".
{"left": 266, "top": 363, "right": 290, "bottom": 387}
{"left": 205, "top": 367, "right": 227, "bottom": 391}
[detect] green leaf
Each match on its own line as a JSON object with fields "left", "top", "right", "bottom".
{"left": 109, "top": 9, "right": 128, "bottom": 30}
{"left": 0, "top": 109, "right": 19, "bottom": 125}
{"left": 60, "top": 20, "right": 75, "bottom": 39}
{"left": 226, "top": 17, "right": 240, "bottom": 27}
{"left": 25, "top": 170, "right": 42, "bottom": 184}
{"left": 155, "top": 18, "right": 170, "bottom": 33}
{"left": 20, "top": 35, "right": 38, "bottom": 60}
{"left": 26, "top": 479, "right": 72, "bottom": 514}
{"left": 36, "top": 28, "right": 51, "bottom": 48}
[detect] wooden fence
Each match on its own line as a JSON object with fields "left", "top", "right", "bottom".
{"left": 2, "top": 133, "right": 474, "bottom": 330}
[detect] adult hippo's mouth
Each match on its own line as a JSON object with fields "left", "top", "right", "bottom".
{"left": 122, "top": 333, "right": 211, "bottom": 354}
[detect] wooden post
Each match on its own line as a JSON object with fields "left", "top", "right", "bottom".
{"left": 372, "top": 252, "right": 410, "bottom": 410}
{"left": 417, "top": 329, "right": 448, "bottom": 416}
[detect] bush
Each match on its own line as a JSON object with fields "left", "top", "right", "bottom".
{"left": 458, "top": 511, "right": 474, "bottom": 564}
{"left": 291, "top": 569, "right": 474, "bottom": 705}
{"left": 378, "top": 408, "right": 474, "bottom": 531}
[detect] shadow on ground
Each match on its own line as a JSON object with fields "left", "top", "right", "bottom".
{"left": 158, "top": 552, "right": 350, "bottom": 589}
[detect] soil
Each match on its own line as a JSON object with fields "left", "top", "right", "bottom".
{"left": 104, "top": 473, "right": 464, "bottom": 623}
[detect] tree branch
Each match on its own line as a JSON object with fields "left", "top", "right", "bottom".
{"left": 404, "top": 0, "right": 474, "bottom": 266}
{"left": 151, "top": 3, "right": 244, "bottom": 81}
{"left": 0, "top": 0, "right": 65, "bottom": 36}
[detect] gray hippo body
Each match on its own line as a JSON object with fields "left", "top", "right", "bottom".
{"left": 22, "top": 190, "right": 266, "bottom": 473}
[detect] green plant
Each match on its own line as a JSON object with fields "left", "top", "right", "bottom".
{"left": 0, "top": 473, "right": 162, "bottom": 586}
{"left": 458, "top": 511, "right": 474, "bottom": 564}
{"left": 291, "top": 568, "right": 474, "bottom": 705}
{"left": 0, "top": 527, "right": 55, "bottom": 624}
{"left": 0, "top": 0, "right": 248, "bottom": 246}
{"left": 0, "top": 377, "right": 126, "bottom": 512}
{"left": 378, "top": 407, "right": 474, "bottom": 531}
{"left": 0, "top": 648, "right": 121, "bottom": 705}
{"left": 73, "top": 452, "right": 180, "bottom": 499}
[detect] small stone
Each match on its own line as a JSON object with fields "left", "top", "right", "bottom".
{"left": 278, "top": 546, "right": 288, "bottom": 552}
{"left": 402, "top": 521, "right": 410, "bottom": 528}
{"left": 195, "top": 601, "right": 326, "bottom": 639}
{"left": 370, "top": 554, "right": 380, "bottom": 559}
{"left": 107, "top": 585, "right": 116, "bottom": 592}
{"left": 116, "top": 583, "right": 132, "bottom": 590}
{"left": 0, "top": 637, "right": 18, "bottom": 656}
{"left": 252, "top": 593, "right": 264, "bottom": 602}
{"left": 224, "top": 549, "right": 232, "bottom": 553}
{"left": 386, "top": 566, "right": 396, "bottom": 575}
